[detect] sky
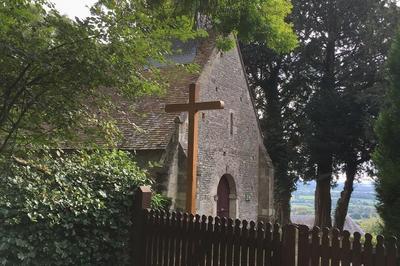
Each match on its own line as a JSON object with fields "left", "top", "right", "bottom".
{"left": 52, "top": 0, "right": 96, "bottom": 19}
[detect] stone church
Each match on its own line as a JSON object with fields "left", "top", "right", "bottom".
{"left": 113, "top": 36, "right": 275, "bottom": 222}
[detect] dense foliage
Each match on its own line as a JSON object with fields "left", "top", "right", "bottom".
{"left": 374, "top": 29, "right": 400, "bottom": 239}
{"left": 0, "top": 149, "right": 163, "bottom": 265}
{"left": 0, "top": 0, "right": 203, "bottom": 154}
{"left": 175, "top": 0, "right": 298, "bottom": 53}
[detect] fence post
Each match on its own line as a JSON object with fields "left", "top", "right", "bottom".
{"left": 131, "top": 186, "right": 152, "bottom": 265}
{"left": 282, "top": 224, "right": 297, "bottom": 266}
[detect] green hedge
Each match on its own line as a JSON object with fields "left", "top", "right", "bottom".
{"left": 0, "top": 150, "right": 160, "bottom": 265}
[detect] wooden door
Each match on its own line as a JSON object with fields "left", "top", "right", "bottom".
{"left": 217, "top": 175, "right": 230, "bottom": 218}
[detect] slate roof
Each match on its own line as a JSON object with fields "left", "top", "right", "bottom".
{"left": 112, "top": 37, "right": 215, "bottom": 150}
{"left": 291, "top": 215, "right": 365, "bottom": 234}
{"left": 150, "top": 39, "right": 198, "bottom": 67}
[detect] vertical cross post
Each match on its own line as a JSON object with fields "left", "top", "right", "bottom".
{"left": 187, "top": 84, "right": 199, "bottom": 213}
{"left": 165, "top": 83, "right": 224, "bottom": 213}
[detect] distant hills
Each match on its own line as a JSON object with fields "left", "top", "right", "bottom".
{"left": 291, "top": 180, "right": 377, "bottom": 222}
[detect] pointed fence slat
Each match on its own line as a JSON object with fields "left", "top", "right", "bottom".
{"left": 226, "top": 218, "right": 235, "bottom": 266}
{"left": 264, "top": 223, "right": 272, "bottom": 266}
{"left": 311, "top": 226, "right": 321, "bottom": 266}
{"left": 220, "top": 218, "right": 228, "bottom": 266}
{"left": 282, "top": 224, "right": 297, "bottom": 266}
{"left": 213, "top": 217, "right": 221, "bottom": 266}
{"left": 149, "top": 210, "right": 158, "bottom": 266}
{"left": 272, "top": 223, "right": 281, "bottom": 266}
{"left": 144, "top": 209, "right": 153, "bottom": 266}
{"left": 352, "top": 232, "right": 363, "bottom": 266}
{"left": 386, "top": 236, "right": 398, "bottom": 266}
{"left": 376, "top": 235, "right": 385, "bottom": 265}
{"left": 241, "top": 220, "right": 250, "bottom": 266}
{"left": 162, "top": 212, "right": 170, "bottom": 266}
{"left": 186, "top": 214, "right": 195, "bottom": 266}
{"left": 362, "top": 233, "right": 373, "bottom": 266}
{"left": 205, "top": 216, "right": 214, "bottom": 266}
{"left": 248, "top": 221, "right": 257, "bottom": 266}
{"left": 321, "top": 227, "right": 330, "bottom": 266}
{"left": 233, "top": 219, "right": 241, "bottom": 265}
{"left": 168, "top": 212, "right": 177, "bottom": 266}
{"left": 297, "top": 224, "right": 310, "bottom": 266}
{"left": 174, "top": 212, "right": 183, "bottom": 266}
{"left": 341, "top": 230, "right": 351, "bottom": 266}
{"left": 256, "top": 222, "right": 265, "bottom": 266}
{"left": 198, "top": 215, "right": 209, "bottom": 266}
{"left": 192, "top": 214, "right": 202, "bottom": 266}
{"left": 331, "top": 228, "right": 340, "bottom": 266}
{"left": 156, "top": 211, "right": 164, "bottom": 265}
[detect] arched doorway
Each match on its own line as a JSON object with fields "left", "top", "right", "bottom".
{"left": 217, "top": 175, "right": 230, "bottom": 218}
{"left": 216, "top": 174, "right": 237, "bottom": 218}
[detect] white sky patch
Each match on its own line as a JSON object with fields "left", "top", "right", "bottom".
{"left": 51, "top": 0, "right": 96, "bottom": 19}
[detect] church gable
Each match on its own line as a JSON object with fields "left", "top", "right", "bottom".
{"left": 192, "top": 40, "right": 273, "bottom": 221}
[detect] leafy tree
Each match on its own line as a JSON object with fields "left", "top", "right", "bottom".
{"left": 0, "top": 0, "right": 297, "bottom": 156}
{"left": 0, "top": 0, "right": 203, "bottom": 155}
{"left": 175, "top": 0, "right": 298, "bottom": 53}
{"left": 373, "top": 29, "right": 400, "bottom": 239}
{"left": 0, "top": 149, "right": 166, "bottom": 265}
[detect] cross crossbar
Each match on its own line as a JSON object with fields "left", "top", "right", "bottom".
{"left": 165, "top": 101, "right": 224, "bottom": 113}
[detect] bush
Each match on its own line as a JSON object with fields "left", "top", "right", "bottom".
{"left": 358, "top": 216, "right": 383, "bottom": 237}
{"left": 0, "top": 149, "right": 161, "bottom": 265}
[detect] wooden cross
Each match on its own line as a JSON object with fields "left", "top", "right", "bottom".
{"left": 165, "top": 83, "right": 224, "bottom": 213}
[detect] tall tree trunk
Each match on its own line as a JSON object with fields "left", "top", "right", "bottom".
{"left": 334, "top": 161, "right": 357, "bottom": 230}
{"left": 314, "top": 156, "right": 333, "bottom": 228}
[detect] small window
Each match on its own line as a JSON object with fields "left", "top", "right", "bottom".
{"left": 230, "top": 113, "right": 234, "bottom": 135}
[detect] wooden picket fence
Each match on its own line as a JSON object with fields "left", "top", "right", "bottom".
{"left": 131, "top": 187, "right": 399, "bottom": 266}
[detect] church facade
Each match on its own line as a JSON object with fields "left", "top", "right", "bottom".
{"left": 117, "top": 37, "right": 275, "bottom": 222}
